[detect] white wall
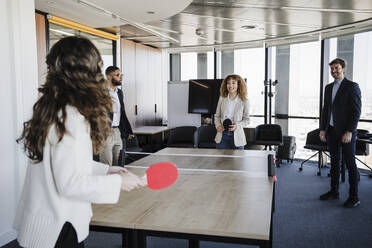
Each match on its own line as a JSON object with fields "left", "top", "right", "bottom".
{"left": 161, "top": 50, "right": 169, "bottom": 124}
{"left": 0, "top": 0, "right": 38, "bottom": 246}
{"left": 167, "top": 81, "right": 201, "bottom": 128}
{"left": 121, "top": 39, "right": 168, "bottom": 127}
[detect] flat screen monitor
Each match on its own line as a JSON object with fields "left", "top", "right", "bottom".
{"left": 188, "top": 79, "right": 223, "bottom": 114}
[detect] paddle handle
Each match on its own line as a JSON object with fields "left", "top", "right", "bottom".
{"left": 141, "top": 174, "right": 148, "bottom": 186}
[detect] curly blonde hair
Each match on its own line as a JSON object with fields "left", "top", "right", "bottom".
{"left": 220, "top": 74, "right": 247, "bottom": 101}
{"left": 17, "top": 36, "right": 112, "bottom": 162}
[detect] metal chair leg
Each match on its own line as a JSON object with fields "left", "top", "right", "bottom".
{"left": 299, "top": 152, "right": 319, "bottom": 172}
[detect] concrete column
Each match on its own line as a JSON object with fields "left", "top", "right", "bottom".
{"left": 170, "top": 53, "right": 181, "bottom": 81}
{"left": 337, "top": 35, "right": 354, "bottom": 79}
{"left": 274, "top": 46, "right": 290, "bottom": 134}
{"left": 221, "top": 50, "right": 234, "bottom": 78}
{"left": 197, "top": 53, "right": 207, "bottom": 79}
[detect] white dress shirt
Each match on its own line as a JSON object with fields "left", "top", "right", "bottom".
{"left": 330, "top": 77, "right": 343, "bottom": 126}
{"left": 108, "top": 86, "right": 121, "bottom": 127}
{"left": 224, "top": 93, "right": 238, "bottom": 121}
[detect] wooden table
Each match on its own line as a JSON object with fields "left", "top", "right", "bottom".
{"left": 91, "top": 148, "right": 275, "bottom": 248}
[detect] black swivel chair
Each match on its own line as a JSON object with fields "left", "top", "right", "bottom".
{"left": 195, "top": 125, "right": 217, "bottom": 148}
{"left": 355, "top": 129, "right": 372, "bottom": 178}
{"left": 356, "top": 129, "right": 370, "bottom": 158}
{"left": 340, "top": 129, "right": 371, "bottom": 181}
{"left": 254, "top": 124, "right": 283, "bottom": 166}
{"left": 254, "top": 124, "right": 283, "bottom": 148}
{"left": 299, "top": 128, "right": 330, "bottom": 176}
{"left": 166, "top": 126, "right": 197, "bottom": 148}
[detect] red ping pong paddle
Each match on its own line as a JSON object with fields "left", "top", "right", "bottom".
{"left": 142, "top": 162, "right": 178, "bottom": 190}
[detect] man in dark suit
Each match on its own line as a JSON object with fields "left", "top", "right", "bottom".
{"left": 319, "top": 58, "right": 361, "bottom": 208}
{"left": 100, "top": 66, "right": 134, "bottom": 167}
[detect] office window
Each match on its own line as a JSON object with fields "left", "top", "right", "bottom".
{"left": 49, "top": 23, "right": 114, "bottom": 73}
{"left": 289, "top": 118, "right": 320, "bottom": 159}
{"left": 234, "top": 48, "right": 265, "bottom": 115}
{"left": 180, "top": 51, "right": 214, "bottom": 81}
{"left": 287, "top": 41, "right": 320, "bottom": 159}
{"left": 288, "top": 41, "right": 320, "bottom": 118}
{"left": 181, "top": 52, "right": 197, "bottom": 80}
{"left": 353, "top": 31, "right": 372, "bottom": 120}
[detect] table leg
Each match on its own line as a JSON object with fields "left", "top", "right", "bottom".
{"left": 124, "top": 230, "right": 135, "bottom": 248}
{"left": 189, "top": 239, "right": 199, "bottom": 248}
{"left": 137, "top": 230, "right": 147, "bottom": 248}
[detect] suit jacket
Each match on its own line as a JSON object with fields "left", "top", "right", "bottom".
{"left": 320, "top": 77, "right": 361, "bottom": 136}
{"left": 214, "top": 96, "right": 250, "bottom": 146}
{"left": 116, "top": 88, "right": 133, "bottom": 139}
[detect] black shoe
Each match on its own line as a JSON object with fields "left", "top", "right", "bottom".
{"left": 319, "top": 191, "right": 339, "bottom": 200}
{"left": 343, "top": 197, "right": 360, "bottom": 208}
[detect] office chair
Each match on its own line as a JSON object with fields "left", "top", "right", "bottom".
{"left": 244, "top": 127, "right": 264, "bottom": 150}
{"left": 299, "top": 128, "right": 330, "bottom": 176}
{"left": 195, "top": 125, "right": 217, "bottom": 148}
{"left": 254, "top": 124, "right": 283, "bottom": 148}
{"left": 341, "top": 129, "right": 371, "bottom": 182}
{"left": 166, "top": 126, "right": 197, "bottom": 148}
{"left": 254, "top": 124, "right": 283, "bottom": 166}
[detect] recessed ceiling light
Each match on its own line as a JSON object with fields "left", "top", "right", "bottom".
{"left": 241, "top": 25, "right": 256, "bottom": 29}
{"left": 146, "top": 11, "right": 155, "bottom": 14}
{"left": 46, "top": 1, "right": 55, "bottom": 4}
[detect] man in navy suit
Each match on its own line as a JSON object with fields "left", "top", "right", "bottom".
{"left": 100, "top": 66, "right": 134, "bottom": 167}
{"left": 319, "top": 58, "right": 361, "bottom": 208}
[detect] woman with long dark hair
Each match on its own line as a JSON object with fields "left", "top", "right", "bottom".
{"left": 214, "top": 74, "right": 250, "bottom": 149}
{"left": 14, "top": 36, "right": 145, "bottom": 248}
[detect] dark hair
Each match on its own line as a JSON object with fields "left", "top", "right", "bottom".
{"left": 105, "top": 66, "right": 120, "bottom": 75}
{"left": 329, "top": 58, "right": 346, "bottom": 68}
{"left": 17, "top": 36, "right": 113, "bottom": 162}
{"left": 220, "top": 74, "right": 248, "bottom": 101}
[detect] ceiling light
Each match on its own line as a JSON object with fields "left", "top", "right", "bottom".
{"left": 77, "top": 0, "right": 179, "bottom": 43}
{"left": 50, "top": 28, "right": 73, "bottom": 36}
{"left": 146, "top": 11, "right": 155, "bottom": 14}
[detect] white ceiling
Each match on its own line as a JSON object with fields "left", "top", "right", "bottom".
{"left": 35, "top": 0, "right": 372, "bottom": 49}
{"left": 35, "top": 0, "right": 193, "bottom": 27}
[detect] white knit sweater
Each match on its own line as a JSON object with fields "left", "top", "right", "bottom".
{"left": 13, "top": 106, "right": 122, "bottom": 248}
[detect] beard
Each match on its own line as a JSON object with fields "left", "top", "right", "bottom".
{"left": 112, "top": 78, "right": 122, "bottom": 86}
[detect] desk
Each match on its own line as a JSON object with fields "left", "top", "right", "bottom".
{"left": 133, "top": 126, "right": 171, "bottom": 135}
{"left": 133, "top": 126, "right": 172, "bottom": 152}
{"left": 91, "top": 148, "right": 275, "bottom": 248}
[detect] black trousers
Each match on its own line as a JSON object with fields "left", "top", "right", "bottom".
{"left": 54, "top": 222, "right": 85, "bottom": 248}
{"left": 327, "top": 126, "right": 358, "bottom": 196}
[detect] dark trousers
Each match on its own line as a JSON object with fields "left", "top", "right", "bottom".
{"left": 54, "top": 222, "right": 85, "bottom": 248}
{"left": 327, "top": 126, "right": 358, "bottom": 196}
